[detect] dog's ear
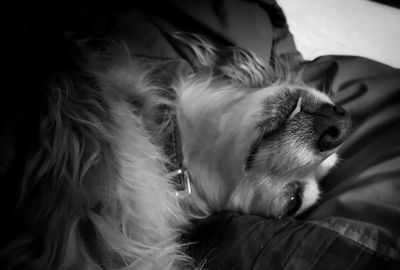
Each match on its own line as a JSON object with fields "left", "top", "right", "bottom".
{"left": 172, "top": 32, "right": 217, "bottom": 69}
{"left": 173, "top": 32, "right": 272, "bottom": 88}
{"left": 217, "top": 47, "right": 271, "bottom": 88}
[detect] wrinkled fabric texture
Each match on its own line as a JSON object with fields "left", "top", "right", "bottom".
{"left": 187, "top": 211, "right": 400, "bottom": 270}
{"left": 301, "top": 56, "right": 400, "bottom": 261}
{"left": 1, "top": 0, "right": 399, "bottom": 269}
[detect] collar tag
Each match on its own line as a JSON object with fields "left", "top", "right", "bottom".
{"left": 172, "top": 168, "right": 192, "bottom": 198}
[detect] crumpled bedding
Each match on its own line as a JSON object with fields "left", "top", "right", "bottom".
{"left": 1, "top": 0, "right": 399, "bottom": 269}
{"left": 187, "top": 211, "right": 400, "bottom": 270}
{"left": 301, "top": 55, "right": 400, "bottom": 260}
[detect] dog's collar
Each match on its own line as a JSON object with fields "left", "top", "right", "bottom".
{"left": 170, "top": 122, "right": 192, "bottom": 198}
{"left": 170, "top": 167, "right": 192, "bottom": 198}
{"left": 150, "top": 61, "right": 192, "bottom": 198}
{"left": 162, "top": 108, "right": 192, "bottom": 198}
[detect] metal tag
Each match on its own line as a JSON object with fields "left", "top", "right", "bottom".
{"left": 172, "top": 168, "right": 192, "bottom": 198}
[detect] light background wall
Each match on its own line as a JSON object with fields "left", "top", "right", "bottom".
{"left": 276, "top": 0, "right": 400, "bottom": 68}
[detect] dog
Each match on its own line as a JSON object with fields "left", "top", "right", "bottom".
{"left": 173, "top": 34, "right": 351, "bottom": 218}
{"left": 0, "top": 34, "right": 351, "bottom": 269}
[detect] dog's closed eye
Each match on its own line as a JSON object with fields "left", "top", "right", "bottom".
{"left": 288, "top": 97, "right": 302, "bottom": 120}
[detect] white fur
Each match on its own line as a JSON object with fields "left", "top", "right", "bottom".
{"left": 1, "top": 45, "right": 192, "bottom": 270}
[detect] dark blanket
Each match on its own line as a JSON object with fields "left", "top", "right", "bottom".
{"left": 1, "top": 0, "right": 399, "bottom": 269}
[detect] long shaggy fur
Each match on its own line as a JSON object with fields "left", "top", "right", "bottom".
{"left": 1, "top": 43, "right": 191, "bottom": 270}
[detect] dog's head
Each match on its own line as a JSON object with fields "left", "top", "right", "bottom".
{"left": 174, "top": 34, "right": 352, "bottom": 217}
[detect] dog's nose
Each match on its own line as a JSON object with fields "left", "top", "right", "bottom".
{"left": 313, "top": 104, "right": 352, "bottom": 152}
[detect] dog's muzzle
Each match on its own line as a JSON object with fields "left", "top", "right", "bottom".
{"left": 313, "top": 104, "right": 352, "bottom": 152}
